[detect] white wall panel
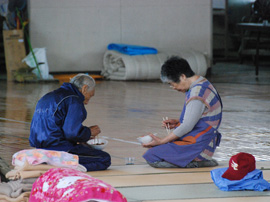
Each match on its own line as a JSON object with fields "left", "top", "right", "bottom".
{"left": 29, "top": 0, "right": 212, "bottom": 72}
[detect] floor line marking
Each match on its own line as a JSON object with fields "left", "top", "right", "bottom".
{"left": 1, "top": 118, "right": 142, "bottom": 146}
{"left": 102, "top": 136, "right": 141, "bottom": 145}
{"left": 0, "top": 117, "right": 30, "bottom": 124}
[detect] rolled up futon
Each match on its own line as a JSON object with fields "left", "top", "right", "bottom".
{"left": 102, "top": 50, "right": 208, "bottom": 80}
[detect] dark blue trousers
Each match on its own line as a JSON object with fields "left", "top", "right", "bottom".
{"left": 68, "top": 144, "right": 111, "bottom": 171}
{"left": 45, "top": 143, "right": 111, "bottom": 171}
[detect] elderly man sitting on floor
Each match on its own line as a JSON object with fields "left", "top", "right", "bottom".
{"left": 29, "top": 74, "right": 111, "bottom": 171}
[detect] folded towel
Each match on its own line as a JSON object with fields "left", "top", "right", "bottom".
{"left": 20, "top": 178, "right": 37, "bottom": 185}
{"left": 107, "top": 43, "right": 158, "bottom": 55}
{"left": 0, "top": 180, "right": 32, "bottom": 198}
{"left": 6, "top": 170, "right": 47, "bottom": 181}
{"left": 0, "top": 192, "right": 30, "bottom": 202}
{"left": 6, "top": 160, "right": 87, "bottom": 180}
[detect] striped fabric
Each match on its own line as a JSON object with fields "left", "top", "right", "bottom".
{"left": 186, "top": 79, "right": 222, "bottom": 161}
{"left": 186, "top": 79, "right": 222, "bottom": 129}
{"left": 194, "top": 137, "right": 217, "bottom": 161}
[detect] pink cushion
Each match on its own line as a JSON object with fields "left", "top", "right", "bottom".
{"left": 29, "top": 168, "right": 127, "bottom": 202}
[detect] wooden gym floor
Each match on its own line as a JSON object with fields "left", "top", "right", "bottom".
{"left": 0, "top": 61, "right": 270, "bottom": 201}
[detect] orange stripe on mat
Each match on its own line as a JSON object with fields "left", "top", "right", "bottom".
{"left": 53, "top": 74, "right": 104, "bottom": 83}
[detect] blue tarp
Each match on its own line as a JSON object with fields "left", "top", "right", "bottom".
{"left": 107, "top": 43, "right": 158, "bottom": 55}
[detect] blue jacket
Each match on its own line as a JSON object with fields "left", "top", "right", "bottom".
{"left": 29, "top": 83, "right": 91, "bottom": 151}
{"left": 211, "top": 167, "right": 270, "bottom": 191}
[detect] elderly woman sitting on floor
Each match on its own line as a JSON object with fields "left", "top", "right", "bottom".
{"left": 142, "top": 56, "right": 223, "bottom": 168}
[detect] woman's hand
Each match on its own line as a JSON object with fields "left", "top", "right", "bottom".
{"left": 142, "top": 133, "right": 163, "bottom": 148}
{"left": 162, "top": 119, "right": 179, "bottom": 129}
{"left": 143, "top": 132, "right": 180, "bottom": 148}
{"left": 89, "top": 125, "right": 101, "bottom": 138}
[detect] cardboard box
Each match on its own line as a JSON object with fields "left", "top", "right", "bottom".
{"left": 3, "top": 30, "right": 27, "bottom": 81}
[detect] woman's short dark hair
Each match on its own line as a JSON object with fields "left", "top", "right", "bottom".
{"left": 160, "top": 56, "right": 195, "bottom": 83}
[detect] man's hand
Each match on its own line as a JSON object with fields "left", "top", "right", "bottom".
{"left": 89, "top": 125, "right": 101, "bottom": 137}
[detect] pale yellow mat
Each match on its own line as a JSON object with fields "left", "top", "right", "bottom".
{"left": 89, "top": 163, "right": 227, "bottom": 177}
{"left": 146, "top": 196, "right": 270, "bottom": 202}
{"left": 89, "top": 162, "right": 270, "bottom": 188}
{"left": 95, "top": 170, "right": 270, "bottom": 187}
{"left": 90, "top": 161, "right": 270, "bottom": 177}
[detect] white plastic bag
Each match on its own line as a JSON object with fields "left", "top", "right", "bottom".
{"left": 22, "top": 48, "right": 52, "bottom": 79}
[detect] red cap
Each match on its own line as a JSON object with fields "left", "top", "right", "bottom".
{"left": 222, "top": 152, "right": 256, "bottom": 180}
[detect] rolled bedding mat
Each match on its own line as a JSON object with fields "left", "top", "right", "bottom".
{"left": 102, "top": 50, "right": 208, "bottom": 80}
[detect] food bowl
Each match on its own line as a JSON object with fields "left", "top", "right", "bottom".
{"left": 137, "top": 133, "right": 157, "bottom": 144}
{"left": 87, "top": 138, "right": 108, "bottom": 150}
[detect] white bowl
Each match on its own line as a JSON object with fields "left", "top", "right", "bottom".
{"left": 137, "top": 133, "right": 157, "bottom": 144}
{"left": 87, "top": 138, "right": 108, "bottom": 150}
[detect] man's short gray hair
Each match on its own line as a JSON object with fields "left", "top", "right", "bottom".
{"left": 70, "top": 73, "right": 96, "bottom": 91}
